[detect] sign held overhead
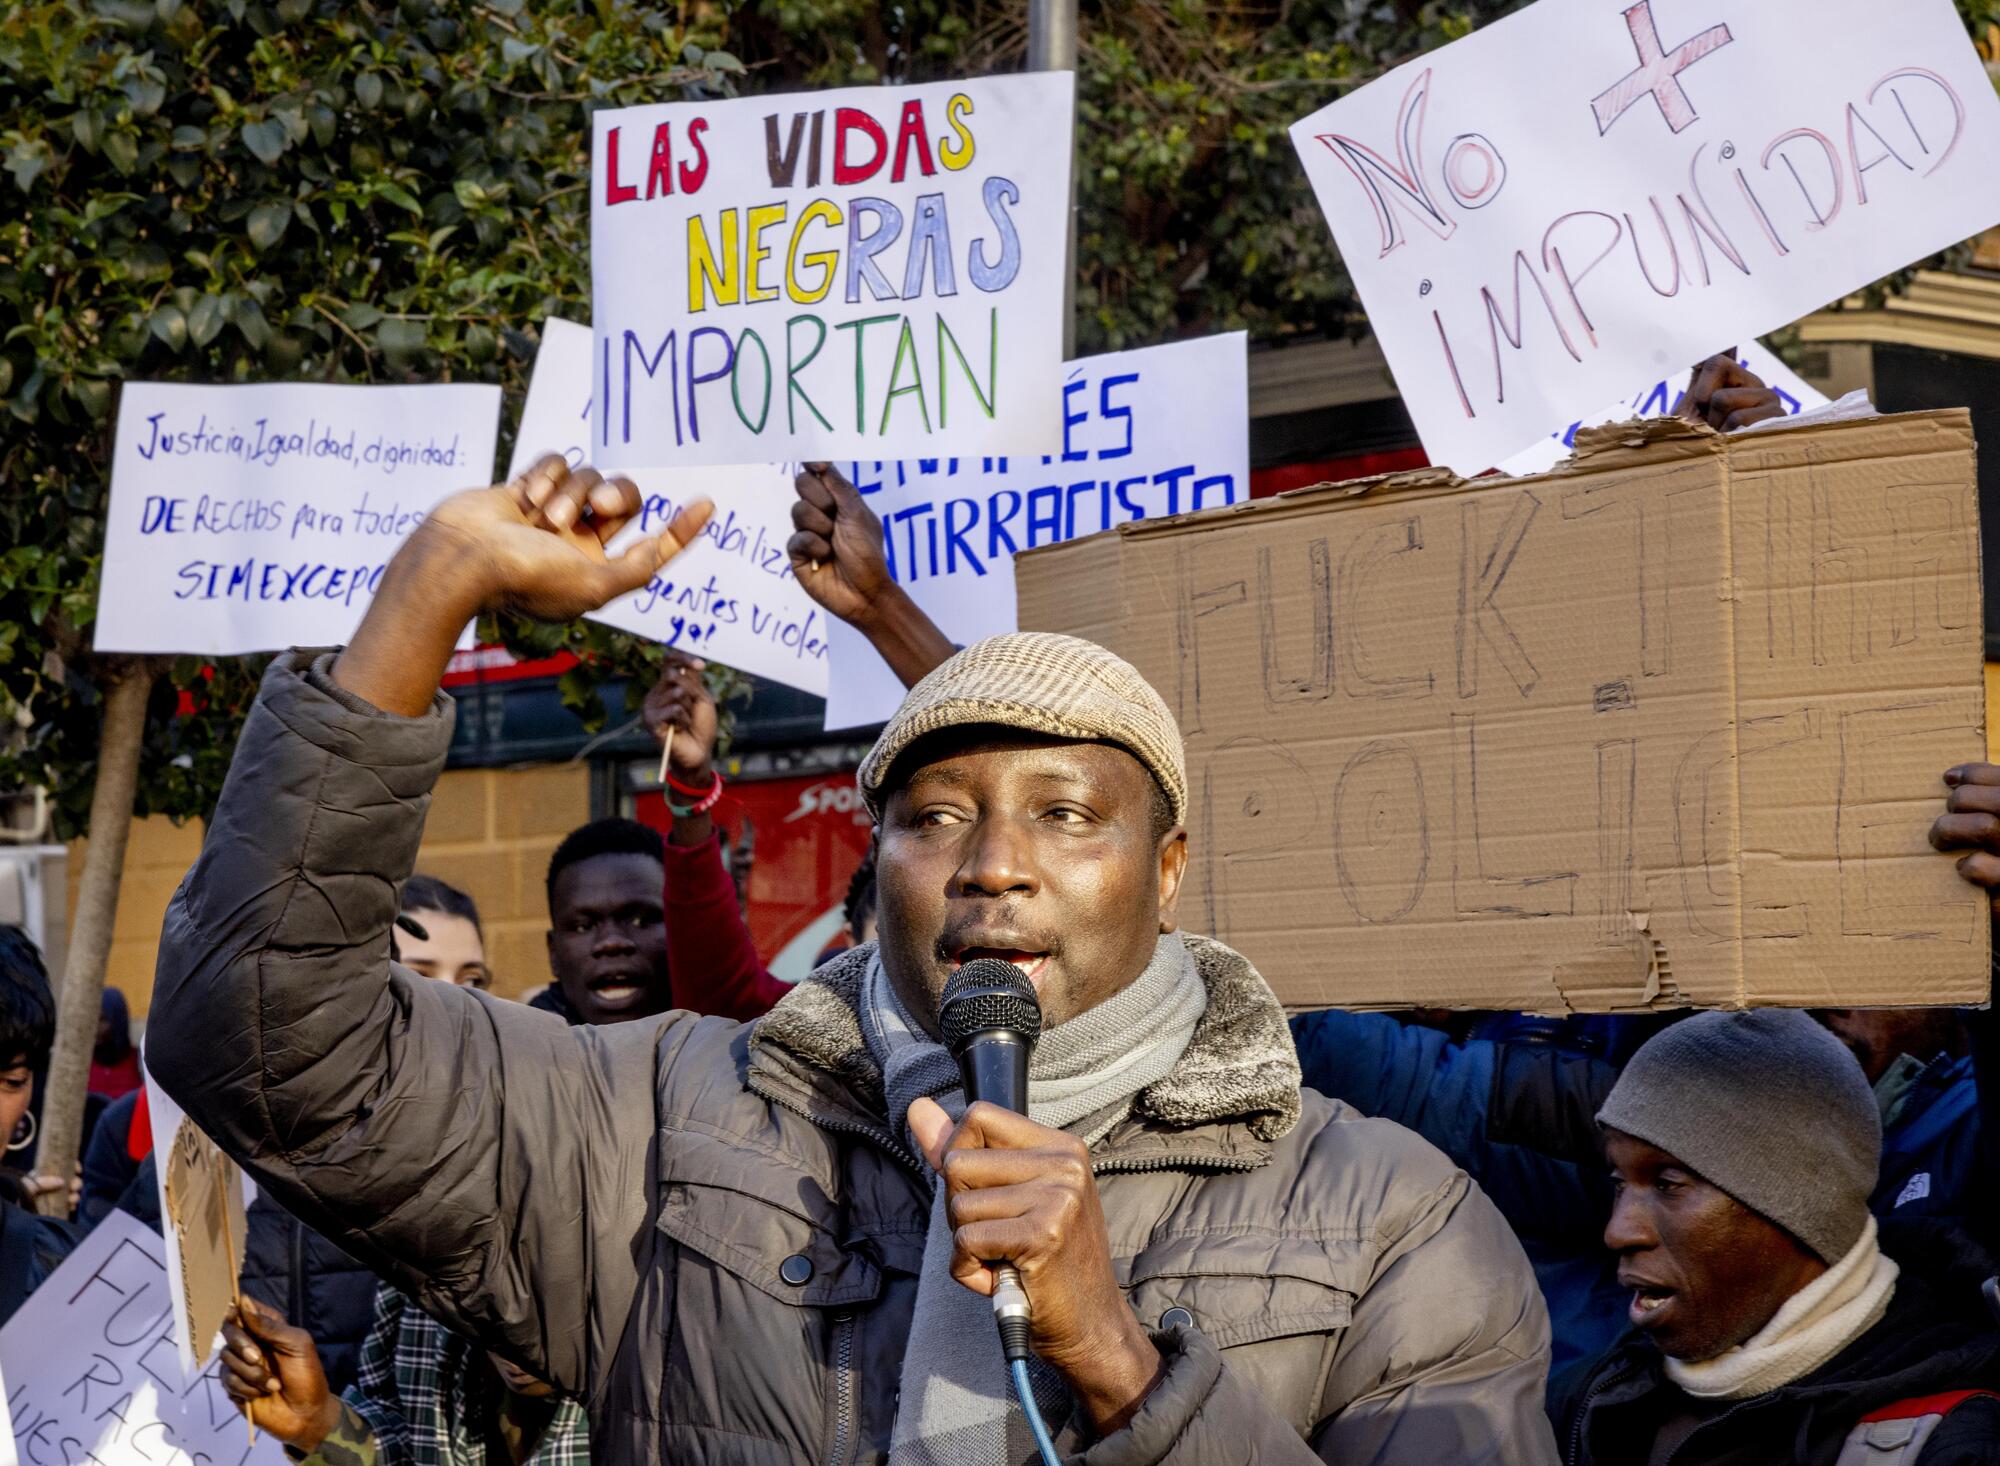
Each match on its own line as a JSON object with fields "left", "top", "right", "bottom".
{"left": 823, "top": 332, "right": 1250, "bottom": 729}
{"left": 1288, "top": 0, "right": 2000, "bottom": 471}
{"left": 511, "top": 320, "right": 830, "bottom": 695}
{"left": 95, "top": 381, "right": 501, "bottom": 656}
{"left": 591, "top": 74, "right": 1074, "bottom": 467}
{"left": 1018, "top": 409, "right": 1989, "bottom": 1013}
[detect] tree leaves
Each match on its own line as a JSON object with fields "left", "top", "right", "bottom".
{"left": 246, "top": 198, "right": 291, "bottom": 250}
{"left": 239, "top": 117, "right": 288, "bottom": 164}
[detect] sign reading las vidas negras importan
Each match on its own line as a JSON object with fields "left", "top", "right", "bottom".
{"left": 1290, "top": 0, "right": 2000, "bottom": 471}
{"left": 591, "top": 74, "right": 1074, "bottom": 467}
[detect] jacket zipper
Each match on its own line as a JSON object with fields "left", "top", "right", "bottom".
{"left": 749, "top": 1076, "right": 925, "bottom": 1175}
{"left": 1567, "top": 1365, "right": 1629, "bottom": 1465}
{"left": 823, "top": 1313, "right": 855, "bottom": 1466}
{"left": 290, "top": 1217, "right": 305, "bottom": 1329}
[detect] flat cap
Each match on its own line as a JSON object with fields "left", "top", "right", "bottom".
{"left": 858, "top": 633, "right": 1187, "bottom": 825}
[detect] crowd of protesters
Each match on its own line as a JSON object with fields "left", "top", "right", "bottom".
{"left": 0, "top": 357, "right": 1992, "bottom": 1463}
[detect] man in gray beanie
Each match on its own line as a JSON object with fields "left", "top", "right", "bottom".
{"left": 148, "top": 457, "right": 1559, "bottom": 1465}
{"left": 1558, "top": 1009, "right": 2000, "bottom": 1465}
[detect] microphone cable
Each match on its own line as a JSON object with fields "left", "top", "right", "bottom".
{"left": 1010, "top": 1358, "right": 1063, "bottom": 1466}
{"left": 994, "top": 1264, "right": 1061, "bottom": 1466}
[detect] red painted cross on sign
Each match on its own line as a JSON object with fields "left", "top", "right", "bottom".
{"left": 1590, "top": 2, "right": 1734, "bottom": 136}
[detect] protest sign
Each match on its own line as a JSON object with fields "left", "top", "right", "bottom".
{"left": 590, "top": 74, "right": 1074, "bottom": 467}
{"left": 822, "top": 334, "right": 1249, "bottom": 726}
{"left": 1288, "top": 0, "right": 2000, "bottom": 472}
{"left": 95, "top": 382, "right": 500, "bottom": 655}
{"left": 1495, "top": 341, "right": 1827, "bottom": 477}
{"left": 1018, "top": 409, "right": 1988, "bottom": 1012}
{"left": 510, "top": 319, "right": 829, "bottom": 695}
{"left": 147, "top": 1073, "right": 248, "bottom": 1378}
{"left": 0, "top": 1209, "right": 287, "bottom": 1466}
{"left": 820, "top": 333, "right": 1249, "bottom": 729}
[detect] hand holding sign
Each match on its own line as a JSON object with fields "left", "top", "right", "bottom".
{"left": 788, "top": 463, "right": 895, "bottom": 626}
{"left": 220, "top": 1298, "right": 339, "bottom": 1451}
{"left": 789, "top": 461, "right": 958, "bottom": 697}
{"left": 644, "top": 650, "right": 721, "bottom": 778}
{"left": 1676, "top": 352, "right": 1785, "bottom": 432}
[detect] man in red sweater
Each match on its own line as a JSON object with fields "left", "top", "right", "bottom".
{"left": 643, "top": 650, "right": 794, "bottom": 1020}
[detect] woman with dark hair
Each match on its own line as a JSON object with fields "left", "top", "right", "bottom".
{"left": 395, "top": 873, "right": 490, "bottom": 990}
{"left": 0, "top": 926, "right": 77, "bottom": 1325}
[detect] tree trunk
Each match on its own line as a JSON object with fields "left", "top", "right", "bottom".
{"left": 32, "top": 658, "right": 157, "bottom": 1215}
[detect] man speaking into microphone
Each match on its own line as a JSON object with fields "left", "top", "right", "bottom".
{"left": 149, "top": 457, "right": 1557, "bottom": 1463}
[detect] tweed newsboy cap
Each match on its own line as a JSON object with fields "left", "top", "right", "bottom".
{"left": 1597, "top": 1010, "right": 1881, "bottom": 1265}
{"left": 858, "top": 633, "right": 1187, "bottom": 824}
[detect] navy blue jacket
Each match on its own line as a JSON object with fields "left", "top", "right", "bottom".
{"left": 1291, "top": 1010, "right": 1627, "bottom": 1380}
{"left": 1293, "top": 1009, "right": 1996, "bottom": 1387}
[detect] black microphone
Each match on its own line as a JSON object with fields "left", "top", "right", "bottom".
{"left": 938, "top": 958, "right": 1043, "bottom": 1361}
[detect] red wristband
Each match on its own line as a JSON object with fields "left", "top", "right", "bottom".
{"left": 665, "top": 770, "right": 725, "bottom": 818}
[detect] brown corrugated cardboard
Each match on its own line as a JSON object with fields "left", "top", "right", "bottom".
{"left": 1016, "top": 410, "right": 1990, "bottom": 1011}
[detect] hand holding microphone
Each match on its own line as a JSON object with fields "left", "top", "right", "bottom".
{"left": 905, "top": 960, "right": 1168, "bottom": 1439}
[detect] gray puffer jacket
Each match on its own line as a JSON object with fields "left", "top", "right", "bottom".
{"left": 148, "top": 652, "right": 1559, "bottom": 1465}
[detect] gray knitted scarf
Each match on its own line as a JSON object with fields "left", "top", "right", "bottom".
{"left": 859, "top": 932, "right": 1207, "bottom": 1466}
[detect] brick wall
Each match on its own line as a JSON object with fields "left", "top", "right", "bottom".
{"left": 71, "top": 762, "right": 590, "bottom": 1014}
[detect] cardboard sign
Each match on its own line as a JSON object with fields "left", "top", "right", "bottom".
{"left": 509, "top": 320, "right": 830, "bottom": 695}
{"left": 822, "top": 333, "right": 1250, "bottom": 729}
{"left": 1495, "top": 341, "right": 1827, "bottom": 477}
{"left": 94, "top": 381, "right": 500, "bottom": 655}
{"left": 0, "top": 1209, "right": 288, "bottom": 1466}
{"left": 1017, "top": 409, "right": 1989, "bottom": 1012}
{"left": 1289, "top": 0, "right": 2000, "bottom": 471}
{"left": 590, "top": 74, "right": 1074, "bottom": 466}
{"left": 147, "top": 1075, "right": 248, "bottom": 1378}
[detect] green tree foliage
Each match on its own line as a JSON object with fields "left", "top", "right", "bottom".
{"left": 5, "top": 0, "right": 1999, "bottom": 833}
{"left": 0, "top": 0, "right": 745, "bottom": 835}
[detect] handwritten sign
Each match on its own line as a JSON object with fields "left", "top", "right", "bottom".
{"left": 146, "top": 1073, "right": 247, "bottom": 1379}
{"left": 1289, "top": 0, "right": 2000, "bottom": 471}
{"left": 590, "top": 74, "right": 1074, "bottom": 467}
{"left": 823, "top": 333, "right": 1248, "bottom": 729}
{"left": 1495, "top": 340, "right": 1827, "bottom": 476}
{"left": 0, "top": 1209, "right": 288, "bottom": 1466}
{"left": 95, "top": 382, "right": 501, "bottom": 655}
{"left": 510, "top": 320, "right": 830, "bottom": 695}
{"left": 1019, "top": 408, "right": 1988, "bottom": 1011}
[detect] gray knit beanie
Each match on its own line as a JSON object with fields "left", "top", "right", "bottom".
{"left": 1597, "top": 1010, "right": 1880, "bottom": 1264}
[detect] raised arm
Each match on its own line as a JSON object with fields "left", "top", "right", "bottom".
{"left": 788, "top": 462, "right": 957, "bottom": 691}
{"left": 643, "top": 650, "right": 792, "bottom": 1019}
{"left": 147, "top": 460, "right": 712, "bottom": 1396}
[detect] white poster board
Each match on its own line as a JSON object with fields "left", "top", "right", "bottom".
{"left": 509, "top": 320, "right": 829, "bottom": 695}
{"left": 146, "top": 1072, "right": 249, "bottom": 1379}
{"left": 0, "top": 1209, "right": 288, "bottom": 1466}
{"left": 95, "top": 382, "right": 501, "bottom": 654}
{"left": 823, "top": 333, "right": 1249, "bottom": 729}
{"left": 1289, "top": 0, "right": 2000, "bottom": 471}
{"left": 590, "top": 74, "right": 1074, "bottom": 466}
{"left": 1495, "top": 339, "right": 1828, "bottom": 476}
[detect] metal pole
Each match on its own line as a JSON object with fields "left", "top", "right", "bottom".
{"left": 1027, "top": 0, "right": 1079, "bottom": 358}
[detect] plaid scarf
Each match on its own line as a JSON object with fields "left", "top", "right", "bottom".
{"left": 313, "top": 1285, "right": 591, "bottom": 1466}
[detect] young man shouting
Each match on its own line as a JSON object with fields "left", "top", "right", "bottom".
{"left": 148, "top": 458, "right": 1556, "bottom": 1464}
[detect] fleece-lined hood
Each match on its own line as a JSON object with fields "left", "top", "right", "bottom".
{"left": 749, "top": 934, "right": 1303, "bottom": 1154}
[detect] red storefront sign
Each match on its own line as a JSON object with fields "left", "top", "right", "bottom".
{"left": 635, "top": 768, "right": 873, "bottom": 979}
